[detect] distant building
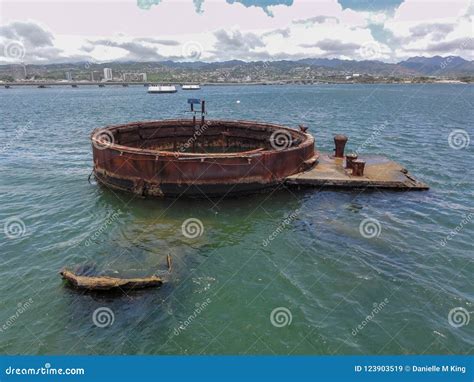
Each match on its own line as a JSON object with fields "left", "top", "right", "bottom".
{"left": 103, "top": 68, "right": 113, "bottom": 81}
{"left": 122, "top": 72, "right": 148, "bottom": 82}
{"left": 65, "top": 71, "right": 72, "bottom": 81}
{"left": 352, "top": 73, "right": 361, "bottom": 77}
{"left": 122, "top": 72, "right": 135, "bottom": 82}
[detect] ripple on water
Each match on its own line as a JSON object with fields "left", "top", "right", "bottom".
{"left": 0, "top": 84, "right": 472, "bottom": 355}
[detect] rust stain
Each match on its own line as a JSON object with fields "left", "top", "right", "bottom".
{"left": 91, "top": 119, "right": 318, "bottom": 197}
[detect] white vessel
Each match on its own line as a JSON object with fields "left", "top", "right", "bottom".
{"left": 181, "top": 84, "right": 201, "bottom": 90}
{"left": 147, "top": 85, "right": 177, "bottom": 94}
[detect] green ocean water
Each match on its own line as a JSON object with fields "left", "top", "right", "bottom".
{"left": 0, "top": 84, "right": 472, "bottom": 355}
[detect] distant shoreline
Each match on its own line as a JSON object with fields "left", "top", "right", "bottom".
{"left": 1, "top": 80, "right": 471, "bottom": 87}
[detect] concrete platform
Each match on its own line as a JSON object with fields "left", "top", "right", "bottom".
{"left": 285, "top": 153, "right": 429, "bottom": 190}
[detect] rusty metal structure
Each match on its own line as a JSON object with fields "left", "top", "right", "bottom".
{"left": 352, "top": 160, "right": 366, "bottom": 176}
{"left": 333, "top": 134, "right": 348, "bottom": 158}
{"left": 91, "top": 119, "right": 317, "bottom": 197}
{"left": 345, "top": 153, "right": 358, "bottom": 169}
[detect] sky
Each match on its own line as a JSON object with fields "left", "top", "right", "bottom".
{"left": 0, "top": 0, "right": 472, "bottom": 64}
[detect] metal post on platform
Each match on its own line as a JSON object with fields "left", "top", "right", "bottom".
{"left": 352, "top": 160, "right": 366, "bottom": 176}
{"left": 201, "top": 100, "right": 205, "bottom": 125}
{"left": 191, "top": 103, "right": 196, "bottom": 125}
{"left": 345, "top": 153, "right": 358, "bottom": 169}
{"left": 334, "top": 134, "right": 348, "bottom": 158}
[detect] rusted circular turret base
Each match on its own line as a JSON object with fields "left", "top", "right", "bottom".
{"left": 91, "top": 119, "right": 318, "bottom": 198}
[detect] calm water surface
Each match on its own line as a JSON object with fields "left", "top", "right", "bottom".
{"left": 0, "top": 84, "right": 472, "bottom": 355}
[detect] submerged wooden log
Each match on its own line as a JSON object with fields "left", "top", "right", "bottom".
{"left": 60, "top": 255, "right": 172, "bottom": 291}
{"left": 60, "top": 269, "right": 163, "bottom": 290}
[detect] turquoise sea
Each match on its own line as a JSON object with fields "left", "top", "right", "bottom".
{"left": 0, "top": 84, "right": 472, "bottom": 355}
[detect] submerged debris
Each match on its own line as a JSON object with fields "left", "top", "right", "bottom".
{"left": 60, "top": 255, "right": 172, "bottom": 291}
{"left": 60, "top": 270, "right": 163, "bottom": 291}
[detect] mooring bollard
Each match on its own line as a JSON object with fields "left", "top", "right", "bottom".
{"left": 352, "top": 160, "right": 366, "bottom": 176}
{"left": 345, "top": 153, "right": 358, "bottom": 169}
{"left": 334, "top": 135, "right": 348, "bottom": 158}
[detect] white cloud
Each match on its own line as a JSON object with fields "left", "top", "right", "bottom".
{"left": 384, "top": 0, "right": 472, "bottom": 59}
{"left": 0, "top": 0, "right": 472, "bottom": 64}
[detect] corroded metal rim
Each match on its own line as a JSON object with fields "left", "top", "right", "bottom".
{"left": 91, "top": 119, "right": 318, "bottom": 197}
{"left": 91, "top": 119, "right": 315, "bottom": 158}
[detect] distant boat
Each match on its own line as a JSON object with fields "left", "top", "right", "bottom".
{"left": 71, "top": 84, "right": 78, "bottom": 88}
{"left": 148, "top": 85, "right": 177, "bottom": 94}
{"left": 182, "top": 84, "right": 201, "bottom": 90}
{"left": 98, "top": 84, "right": 105, "bottom": 87}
